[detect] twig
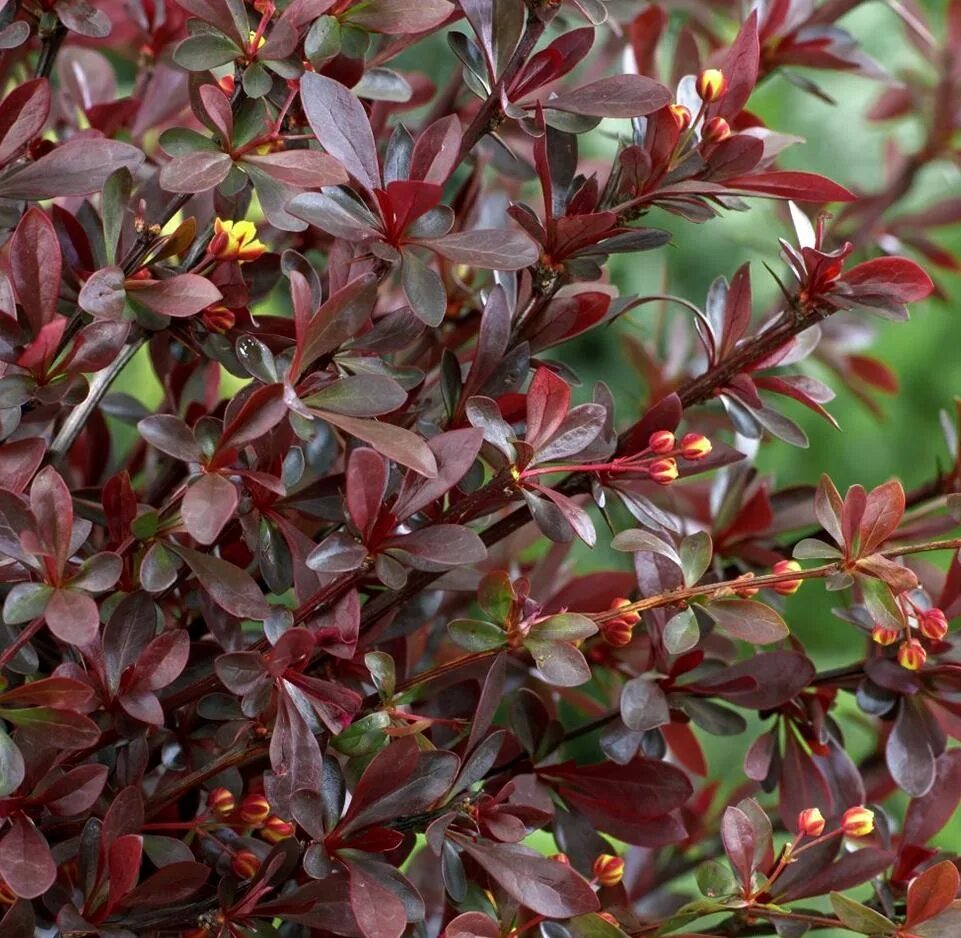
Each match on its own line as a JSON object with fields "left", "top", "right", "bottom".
{"left": 48, "top": 333, "right": 145, "bottom": 466}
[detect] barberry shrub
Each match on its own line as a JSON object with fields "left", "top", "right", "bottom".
{"left": 1, "top": 0, "right": 961, "bottom": 935}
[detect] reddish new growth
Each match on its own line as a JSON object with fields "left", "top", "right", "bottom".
{"left": 0, "top": 0, "right": 958, "bottom": 937}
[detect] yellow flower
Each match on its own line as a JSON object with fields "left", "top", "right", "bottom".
{"left": 208, "top": 219, "right": 267, "bottom": 263}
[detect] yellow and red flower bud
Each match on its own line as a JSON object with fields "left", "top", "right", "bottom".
{"left": 261, "top": 816, "right": 296, "bottom": 843}
{"left": 649, "top": 429, "right": 676, "bottom": 454}
{"left": 898, "top": 638, "right": 926, "bottom": 671}
{"left": 680, "top": 432, "right": 712, "bottom": 460}
{"left": 668, "top": 104, "right": 692, "bottom": 132}
{"left": 598, "top": 913, "right": 620, "bottom": 926}
{"left": 919, "top": 607, "right": 949, "bottom": 641}
{"left": 610, "top": 597, "right": 640, "bottom": 626}
{"left": 601, "top": 618, "right": 634, "bottom": 647}
{"left": 696, "top": 68, "right": 727, "bottom": 103}
{"left": 0, "top": 877, "right": 16, "bottom": 904}
{"left": 772, "top": 560, "right": 803, "bottom": 595}
{"left": 207, "top": 787, "right": 236, "bottom": 818}
{"left": 648, "top": 457, "right": 678, "bottom": 486}
{"left": 248, "top": 30, "right": 266, "bottom": 53}
{"left": 734, "top": 572, "right": 759, "bottom": 598}
{"left": 231, "top": 849, "right": 261, "bottom": 879}
{"left": 592, "top": 853, "right": 624, "bottom": 887}
{"left": 872, "top": 626, "right": 901, "bottom": 646}
{"left": 702, "top": 116, "right": 732, "bottom": 144}
{"left": 841, "top": 806, "right": 875, "bottom": 837}
{"left": 208, "top": 219, "right": 267, "bottom": 264}
{"left": 550, "top": 853, "right": 571, "bottom": 865}
{"left": 238, "top": 793, "right": 271, "bottom": 827}
{"left": 797, "top": 807, "right": 825, "bottom": 837}
{"left": 202, "top": 305, "right": 236, "bottom": 334}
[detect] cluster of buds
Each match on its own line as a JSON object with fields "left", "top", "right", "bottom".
{"left": 592, "top": 853, "right": 625, "bottom": 887}
{"left": 871, "top": 600, "right": 950, "bottom": 670}
{"left": 645, "top": 430, "right": 711, "bottom": 486}
{"left": 793, "top": 805, "right": 874, "bottom": 849}
{"left": 205, "top": 788, "right": 294, "bottom": 843}
{"left": 601, "top": 597, "right": 640, "bottom": 647}
{"left": 771, "top": 559, "right": 803, "bottom": 595}
{"left": 207, "top": 218, "right": 267, "bottom": 263}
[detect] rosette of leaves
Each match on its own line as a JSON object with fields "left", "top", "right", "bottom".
{"left": 216, "top": 626, "right": 363, "bottom": 812}
{"left": 466, "top": 366, "right": 614, "bottom": 546}
{"left": 173, "top": 0, "right": 308, "bottom": 92}
{"left": 305, "top": 440, "right": 486, "bottom": 590}
{"left": 0, "top": 467, "right": 122, "bottom": 646}
{"left": 158, "top": 82, "right": 347, "bottom": 230}
{"left": 453, "top": 20, "right": 671, "bottom": 136}
{"left": 288, "top": 73, "right": 539, "bottom": 325}
{"left": 448, "top": 570, "right": 598, "bottom": 686}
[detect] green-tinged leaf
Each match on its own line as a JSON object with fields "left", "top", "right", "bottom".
{"left": 829, "top": 893, "right": 896, "bottom": 935}
{"left": 478, "top": 571, "right": 515, "bottom": 624}
{"left": 695, "top": 859, "right": 737, "bottom": 899}
{"left": 525, "top": 639, "right": 591, "bottom": 686}
{"left": 0, "top": 728, "right": 24, "bottom": 798}
{"left": 859, "top": 575, "right": 903, "bottom": 631}
{"left": 528, "top": 613, "right": 597, "bottom": 642}
{"left": 793, "top": 538, "right": 843, "bottom": 560}
{"left": 663, "top": 607, "right": 700, "bottom": 655}
{"left": 611, "top": 528, "right": 681, "bottom": 566}
{"left": 679, "top": 531, "right": 712, "bottom": 586}
{"left": 447, "top": 619, "right": 507, "bottom": 652}
{"left": 620, "top": 676, "right": 669, "bottom": 732}
{"left": 174, "top": 32, "right": 242, "bottom": 70}
{"left": 365, "top": 651, "right": 396, "bottom": 701}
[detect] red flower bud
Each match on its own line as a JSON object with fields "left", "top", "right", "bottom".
{"left": 871, "top": 626, "right": 900, "bottom": 646}
{"left": 680, "top": 432, "right": 711, "bottom": 460}
{"left": 702, "top": 116, "right": 732, "bottom": 144}
{"left": 231, "top": 849, "right": 261, "bottom": 879}
{"left": 238, "top": 793, "right": 271, "bottom": 826}
{"left": 610, "top": 597, "right": 640, "bottom": 626}
{"left": 696, "top": 68, "right": 727, "bottom": 103}
{"left": 648, "top": 457, "right": 678, "bottom": 486}
{"left": 592, "top": 853, "right": 624, "bottom": 887}
{"left": 601, "top": 618, "right": 634, "bottom": 647}
{"left": 841, "top": 806, "right": 875, "bottom": 837}
{"left": 668, "top": 104, "right": 692, "bottom": 132}
{"left": 772, "top": 560, "right": 803, "bottom": 595}
{"left": 202, "top": 305, "right": 236, "bottom": 334}
{"left": 207, "top": 787, "right": 236, "bottom": 818}
{"left": 598, "top": 913, "right": 620, "bottom": 926}
{"left": 261, "top": 816, "right": 296, "bottom": 844}
{"left": 797, "top": 807, "right": 825, "bottom": 837}
{"left": 898, "top": 638, "right": 926, "bottom": 671}
{"left": 919, "top": 607, "right": 949, "bottom": 641}
{"left": 649, "top": 429, "right": 676, "bottom": 454}
{"left": 218, "top": 74, "right": 235, "bottom": 96}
